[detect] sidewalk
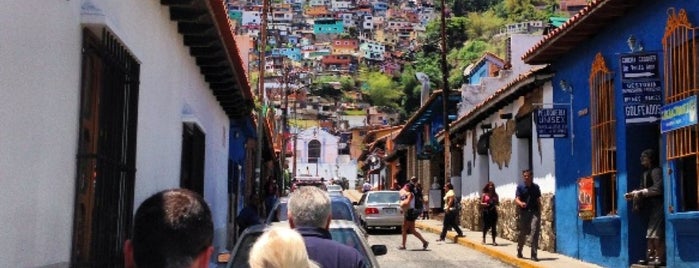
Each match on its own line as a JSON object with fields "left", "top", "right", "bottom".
{"left": 344, "top": 190, "right": 601, "bottom": 268}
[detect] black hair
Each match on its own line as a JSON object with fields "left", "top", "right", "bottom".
{"left": 131, "top": 189, "right": 213, "bottom": 268}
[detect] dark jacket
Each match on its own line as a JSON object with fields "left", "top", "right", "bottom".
{"left": 296, "top": 226, "right": 366, "bottom": 268}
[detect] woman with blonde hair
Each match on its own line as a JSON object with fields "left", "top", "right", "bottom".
{"left": 249, "top": 226, "right": 319, "bottom": 268}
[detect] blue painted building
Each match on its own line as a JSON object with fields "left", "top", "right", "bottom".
{"left": 523, "top": 1, "right": 699, "bottom": 267}
{"left": 229, "top": 117, "right": 257, "bottom": 212}
{"left": 313, "top": 19, "right": 344, "bottom": 35}
{"left": 271, "top": 47, "right": 303, "bottom": 62}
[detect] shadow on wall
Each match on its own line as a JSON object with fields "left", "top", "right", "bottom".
{"left": 459, "top": 193, "right": 555, "bottom": 252}
{"left": 582, "top": 217, "right": 621, "bottom": 257}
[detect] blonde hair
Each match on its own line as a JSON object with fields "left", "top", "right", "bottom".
{"left": 249, "top": 226, "right": 319, "bottom": 268}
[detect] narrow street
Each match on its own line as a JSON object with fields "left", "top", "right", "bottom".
{"left": 344, "top": 190, "right": 512, "bottom": 268}
{"left": 366, "top": 228, "right": 514, "bottom": 268}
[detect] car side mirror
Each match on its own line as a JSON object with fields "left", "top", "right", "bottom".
{"left": 352, "top": 201, "right": 359, "bottom": 206}
{"left": 371, "top": 245, "right": 387, "bottom": 256}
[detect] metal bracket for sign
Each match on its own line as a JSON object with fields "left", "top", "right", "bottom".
{"left": 533, "top": 99, "right": 574, "bottom": 156}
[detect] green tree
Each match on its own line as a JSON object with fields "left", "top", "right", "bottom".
{"left": 453, "top": 0, "right": 467, "bottom": 17}
{"left": 425, "top": 17, "right": 471, "bottom": 50}
{"left": 312, "top": 83, "right": 344, "bottom": 102}
{"left": 398, "top": 65, "right": 423, "bottom": 120}
{"left": 494, "top": 0, "right": 549, "bottom": 22}
{"left": 359, "top": 71, "right": 404, "bottom": 108}
{"left": 461, "top": 0, "right": 499, "bottom": 13}
{"left": 466, "top": 11, "right": 505, "bottom": 40}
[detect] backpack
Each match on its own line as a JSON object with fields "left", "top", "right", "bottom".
{"left": 412, "top": 185, "right": 424, "bottom": 210}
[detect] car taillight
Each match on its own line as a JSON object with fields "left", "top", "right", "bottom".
{"left": 365, "top": 207, "right": 379, "bottom": 215}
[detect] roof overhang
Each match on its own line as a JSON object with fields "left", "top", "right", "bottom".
{"left": 393, "top": 90, "right": 461, "bottom": 144}
{"left": 522, "top": 0, "right": 640, "bottom": 65}
{"left": 161, "top": 0, "right": 254, "bottom": 118}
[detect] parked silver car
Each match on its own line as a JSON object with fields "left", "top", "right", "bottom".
{"left": 220, "top": 220, "right": 387, "bottom": 268}
{"left": 326, "top": 184, "right": 344, "bottom": 196}
{"left": 353, "top": 190, "right": 403, "bottom": 230}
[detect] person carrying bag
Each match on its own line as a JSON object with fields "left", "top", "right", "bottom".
{"left": 437, "top": 182, "right": 464, "bottom": 241}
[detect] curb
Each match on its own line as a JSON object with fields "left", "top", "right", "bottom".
{"left": 415, "top": 222, "right": 544, "bottom": 268}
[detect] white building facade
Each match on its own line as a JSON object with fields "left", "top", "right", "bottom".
{"left": 0, "top": 0, "right": 250, "bottom": 266}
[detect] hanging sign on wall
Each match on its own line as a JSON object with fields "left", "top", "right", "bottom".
{"left": 578, "top": 177, "right": 595, "bottom": 220}
{"left": 661, "top": 95, "right": 698, "bottom": 133}
{"left": 619, "top": 52, "right": 662, "bottom": 124}
{"left": 535, "top": 108, "right": 568, "bottom": 138}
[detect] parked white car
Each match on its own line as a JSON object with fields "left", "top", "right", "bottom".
{"left": 353, "top": 190, "right": 403, "bottom": 231}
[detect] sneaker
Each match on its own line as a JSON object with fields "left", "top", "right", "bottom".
{"left": 423, "top": 241, "right": 429, "bottom": 250}
{"left": 531, "top": 256, "right": 539, "bottom": 262}
{"left": 517, "top": 251, "right": 523, "bottom": 259}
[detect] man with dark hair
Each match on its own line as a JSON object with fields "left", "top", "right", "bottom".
{"left": 123, "top": 189, "right": 214, "bottom": 268}
{"left": 287, "top": 186, "right": 365, "bottom": 268}
{"left": 515, "top": 169, "right": 541, "bottom": 262}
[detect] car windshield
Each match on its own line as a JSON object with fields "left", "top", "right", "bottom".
{"left": 367, "top": 192, "right": 400, "bottom": 204}
{"left": 270, "top": 200, "right": 352, "bottom": 222}
{"left": 293, "top": 181, "right": 327, "bottom": 191}
{"left": 327, "top": 185, "right": 342, "bottom": 191}
{"left": 331, "top": 202, "right": 353, "bottom": 221}
{"left": 329, "top": 228, "right": 372, "bottom": 267}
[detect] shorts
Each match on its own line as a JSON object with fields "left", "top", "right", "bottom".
{"left": 404, "top": 209, "right": 420, "bottom": 221}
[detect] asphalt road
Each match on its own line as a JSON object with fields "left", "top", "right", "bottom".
{"left": 366, "top": 228, "right": 515, "bottom": 268}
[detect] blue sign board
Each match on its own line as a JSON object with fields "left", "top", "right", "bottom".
{"left": 620, "top": 52, "right": 659, "bottom": 79}
{"left": 621, "top": 80, "right": 662, "bottom": 123}
{"left": 619, "top": 52, "right": 662, "bottom": 124}
{"left": 661, "top": 95, "right": 698, "bottom": 133}
{"left": 535, "top": 108, "right": 568, "bottom": 138}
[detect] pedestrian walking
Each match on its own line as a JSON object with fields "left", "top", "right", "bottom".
{"left": 362, "top": 180, "right": 373, "bottom": 192}
{"left": 480, "top": 181, "right": 499, "bottom": 245}
{"left": 398, "top": 177, "right": 429, "bottom": 250}
{"left": 421, "top": 190, "right": 430, "bottom": 220}
{"left": 625, "top": 149, "right": 665, "bottom": 266}
{"left": 437, "top": 182, "right": 464, "bottom": 241}
{"left": 515, "top": 169, "right": 542, "bottom": 261}
{"left": 265, "top": 177, "right": 279, "bottom": 216}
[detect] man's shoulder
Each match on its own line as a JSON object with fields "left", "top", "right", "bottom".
{"left": 305, "top": 236, "right": 364, "bottom": 267}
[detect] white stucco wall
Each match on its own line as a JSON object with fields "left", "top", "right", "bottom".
{"left": 459, "top": 81, "right": 555, "bottom": 200}
{"left": 1, "top": 1, "right": 82, "bottom": 266}
{"left": 291, "top": 128, "right": 359, "bottom": 186}
{"left": 0, "top": 1, "right": 232, "bottom": 266}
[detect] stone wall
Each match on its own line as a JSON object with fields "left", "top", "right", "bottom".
{"left": 458, "top": 193, "right": 555, "bottom": 252}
